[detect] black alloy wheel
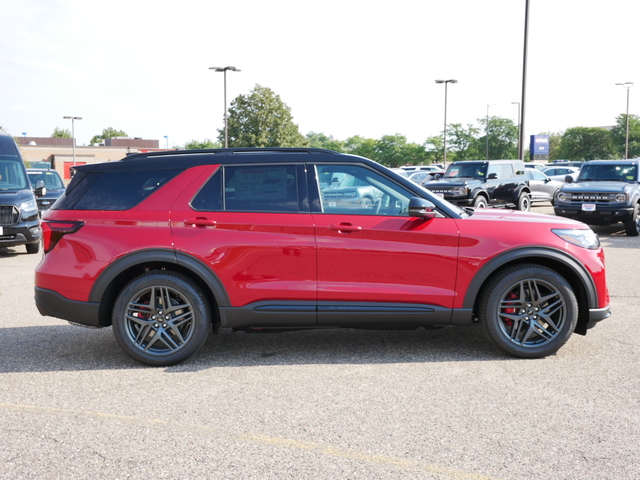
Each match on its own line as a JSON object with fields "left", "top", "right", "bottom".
{"left": 479, "top": 264, "right": 578, "bottom": 358}
{"left": 112, "top": 272, "right": 211, "bottom": 366}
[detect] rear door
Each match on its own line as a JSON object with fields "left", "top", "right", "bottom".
{"left": 170, "top": 163, "right": 317, "bottom": 327}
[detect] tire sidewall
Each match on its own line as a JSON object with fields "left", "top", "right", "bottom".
{"left": 517, "top": 193, "right": 531, "bottom": 212}
{"left": 473, "top": 196, "right": 488, "bottom": 208}
{"left": 480, "top": 265, "right": 577, "bottom": 358}
{"left": 112, "top": 272, "right": 211, "bottom": 366}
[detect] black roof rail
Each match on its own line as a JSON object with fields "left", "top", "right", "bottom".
{"left": 122, "top": 147, "right": 340, "bottom": 161}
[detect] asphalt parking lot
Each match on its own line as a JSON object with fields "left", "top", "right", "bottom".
{"left": 1, "top": 203, "right": 638, "bottom": 480}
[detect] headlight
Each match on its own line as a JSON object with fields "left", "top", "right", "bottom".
{"left": 552, "top": 228, "right": 600, "bottom": 250}
{"left": 615, "top": 193, "right": 627, "bottom": 203}
{"left": 557, "top": 192, "right": 567, "bottom": 202}
{"left": 454, "top": 186, "right": 467, "bottom": 196}
{"left": 20, "top": 199, "right": 38, "bottom": 214}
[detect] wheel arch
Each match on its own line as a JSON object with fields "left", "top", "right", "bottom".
{"left": 463, "top": 247, "right": 597, "bottom": 334}
{"left": 89, "top": 249, "right": 229, "bottom": 327}
{"left": 512, "top": 185, "right": 531, "bottom": 203}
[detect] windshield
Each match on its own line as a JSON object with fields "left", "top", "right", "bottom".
{"left": 0, "top": 159, "right": 29, "bottom": 190}
{"left": 578, "top": 164, "right": 637, "bottom": 182}
{"left": 27, "top": 170, "right": 65, "bottom": 189}
{"left": 444, "top": 163, "right": 487, "bottom": 179}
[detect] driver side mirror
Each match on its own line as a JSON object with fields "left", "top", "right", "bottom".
{"left": 487, "top": 173, "right": 498, "bottom": 180}
{"left": 33, "top": 180, "right": 46, "bottom": 197}
{"left": 408, "top": 197, "right": 437, "bottom": 219}
{"left": 564, "top": 175, "right": 573, "bottom": 184}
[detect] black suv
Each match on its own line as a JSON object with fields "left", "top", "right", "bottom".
{"left": 0, "top": 133, "right": 43, "bottom": 253}
{"left": 421, "top": 160, "right": 531, "bottom": 211}
{"left": 554, "top": 160, "right": 640, "bottom": 236}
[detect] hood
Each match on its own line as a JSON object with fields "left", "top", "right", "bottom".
{"left": 0, "top": 188, "right": 36, "bottom": 205}
{"left": 563, "top": 181, "right": 636, "bottom": 193}
{"left": 422, "top": 178, "right": 477, "bottom": 188}
{"left": 468, "top": 208, "right": 587, "bottom": 227}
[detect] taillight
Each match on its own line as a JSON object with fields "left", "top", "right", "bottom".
{"left": 42, "top": 220, "right": 84, "bottom": 253}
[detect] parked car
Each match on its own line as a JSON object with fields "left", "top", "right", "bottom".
{"left": 525, "top": 163, "right": 545, "bottom": 171}
{"left": 524, "top": 168, "right": 563, "bottom": 204}
{"left": 34, "top": 148, "right": 610, "bottom": 366}
{"left": 554, "top": 159, "right": 640, "bottom": 236}
{"left": 27, "top": 168, "right": 66, "bottom": 216}
{"left": 421, "top": 159, "right": 531, "bottom": 210}
{"left": 401, "top": 165, "right": 442, "bottom": 172}
{"left": 0, "top": 133, "right": 42, "bottom": 253}
{"left": 389, "top": 168, "right": 409, "bottom": 178}
{"left": 408, "top": 170, "right": 443, "bottom": 184}
{"left": 541, "top": 166, "right": 580, "bottom": 182}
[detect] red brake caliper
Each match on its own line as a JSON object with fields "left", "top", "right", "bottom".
{"left": 501, "top": 291, "right": 519, "bottom": 327}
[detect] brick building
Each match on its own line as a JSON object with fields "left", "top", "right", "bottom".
{"left": 16, "top": 136, "right": 171, "bottom": 183}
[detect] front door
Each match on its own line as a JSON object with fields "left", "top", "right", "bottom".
{"left": 309, "top": 163, "right": 460, "bottom": 327}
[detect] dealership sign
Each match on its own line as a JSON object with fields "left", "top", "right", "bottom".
{"left": 530, "top": 135, "right": 550, "bottom": 155}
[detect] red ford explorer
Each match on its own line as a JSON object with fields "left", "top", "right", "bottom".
{"left": 34, "top": 148, "right": 610, "bottom": 366}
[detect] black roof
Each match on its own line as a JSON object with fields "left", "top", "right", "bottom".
{"left": 72, "top": 148, "right": 361, "bottom": 173}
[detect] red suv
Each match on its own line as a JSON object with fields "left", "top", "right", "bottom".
{"left": 34, "top": 148, "right": 610, "bottom": 366}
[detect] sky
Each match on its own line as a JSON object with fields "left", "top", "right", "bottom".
{"left": 1, "top": 0, "right": 639, "bottom": 149}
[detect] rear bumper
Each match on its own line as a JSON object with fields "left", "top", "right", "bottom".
{"left": 34, "top": 287, "right": 102, "bottom": 327}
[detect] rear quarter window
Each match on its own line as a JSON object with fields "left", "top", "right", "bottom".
{"left": 53, "top": 169, "right": 183, "bottom": 211}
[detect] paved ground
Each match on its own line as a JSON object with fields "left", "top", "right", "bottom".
{"left": 0, "top": 204, "right": 638, "bottom": 479}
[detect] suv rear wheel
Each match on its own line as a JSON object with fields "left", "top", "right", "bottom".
{"left": 112, "top": 271, "right": 211, "bottom": 366}
{"left": 479, "top": 264, "right": 577, "bottom": 358}
{"left": 517, "top": 193, "right": 531, "bottom": 212}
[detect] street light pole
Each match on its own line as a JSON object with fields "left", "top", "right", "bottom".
{"left": 435, "top": 79, "right": 457, "bottom": 167}
{"left": 512, "top": 102, "right": 521, "bottom": 159}
{"left": 615, "top": 82, "right": 634, "bottom": 159}
{"left": 209, "top": 66, "right": 241, "bottom": 148}
{"left": 486, "top": 104, "right": 496, "bottom": 160}
{"left": 519, "top": 0, "right": 530, "bottom": 162}
{"left": 63, "top": 116, "right": 82, "bottom": 165}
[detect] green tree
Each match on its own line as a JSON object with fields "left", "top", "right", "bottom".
{"left": 447, "top": 123, "right": 482, "bottom": 160}
{"left": 184, "top": 139, "right": 221, "bottom": 150}
{"left": 223, "top": 84, "right": 309, "bottom": 147}
{"left": 557, "top": 127, "right": 616, "bottom": 161}
{"left": 51, "top": 127, "right": 71, "bottom": 138}
{"left": 306, "top": 132, "right": 345, "bottom": 152}
{"left": 423, "top": 135, "right": 444, "bottom": 164}
{"left": 90, "top": 127, "right": 128, "bottom": 145}
{"left": 478, "top": 116, "right": 518, "bottom": 159}
{"left": 343, "top": 135, "right": 377, "bottom": 159}
{"left": 610, "top": 114, "right": 640, "bottom": 158}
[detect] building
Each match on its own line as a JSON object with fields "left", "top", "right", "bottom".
{"left": 16, "top": 136, "right": 171, "bottom": 183}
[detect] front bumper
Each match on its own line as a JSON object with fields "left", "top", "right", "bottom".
{"left": 0, "top": 222, "right": 41, "bottom": 247}
{"left": 554, "top": 204, "right": 634, "bottom": 225}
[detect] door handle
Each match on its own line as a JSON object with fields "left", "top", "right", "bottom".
{"left": 184, "top": 217, "right": 217, "bottom": 227}
{"left": 328, "top": 223, "right": 362, "bottom": 233}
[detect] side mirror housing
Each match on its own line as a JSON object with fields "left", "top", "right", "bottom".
{"left": 487, "top": 173, "right": 498, "bottom": 180}
{"left": 564, "top": 175, "right": 573, "bottom": 184}
{"left": 408, "top": 197, "right": 437, "bottom": 219}
{"left": 34, "top": 180, "right": 46, "bottom": 197}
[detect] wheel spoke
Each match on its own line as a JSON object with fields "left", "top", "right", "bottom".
{"left": 498, "top": 277, "right": 566, "bottom": 348}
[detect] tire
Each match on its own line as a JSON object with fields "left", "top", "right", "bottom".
{"left": 623, "top": 203, "right": 640, "bottom": 236}
{"left": 112, "top": 271, "right": 211, "bottom": 366}
{"left": 479, "top": 264, "right": 578, "bottom": 358}
{"left": 517, "top": 193, "right": 531, "bottom": 212}
{"left": 473, "top": 196, "right": 488, "bottom": 208}
{"left": 26, "top": 242, "right": 40, "bottom": 254}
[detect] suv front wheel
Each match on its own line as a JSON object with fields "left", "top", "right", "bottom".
{"left": 479, "top": 264, "right": 577, "bottom": 358}
{"left": 112, "top": 271, "right": 211, "bottom": 366}
{"left": 623, "top": 203, "right": 640, "bottom": 236}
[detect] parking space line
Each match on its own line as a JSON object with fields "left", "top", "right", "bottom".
{"left": 1, "top": 402, "right": 501, "bottom": 480}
